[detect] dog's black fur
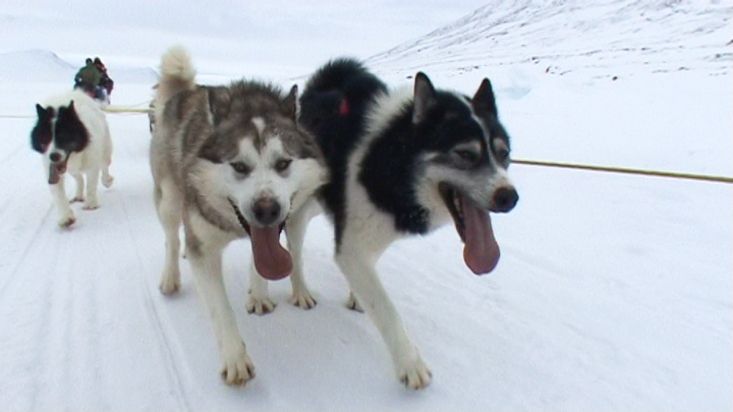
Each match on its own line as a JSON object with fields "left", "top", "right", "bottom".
{"left": 299, "top": 59, "right": 387, "bottom": 244}
{"left": 31, "top": 102, "right": 89, "bottom": 154}
{"left": 299, "top": 59, "right": 512, "bottom": 244}
{"left": 31, "top": 105, "right": 54, "bottom": 153}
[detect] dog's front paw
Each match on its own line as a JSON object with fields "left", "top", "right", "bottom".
{"left": 246, "top": 295, "right": 276, "bottom": 315}
{"left": 289, "top": 288, "right": 317, "bottom": 310}
{"left": 82, "top": 199, "right": 99, "bottom": 210}
{"left": 220, "top": 341, "right": 255, "bottom": 386}
{"left": 345, "top": 292, "right": 364, "bottom": 312}
{"left": 58, "top": 212, "right": 76, "bottom": 228}
{"left": 70, "top": 196, "right": 84, "bottom": 203}
{"left": 397, "top": 353, "right": 432, "bottom": 390}
{"left": 102, "top": 175, "right": 114, "bottom": 188}
{"left": 159, "top": 272, "right": 180, "bottom": 296}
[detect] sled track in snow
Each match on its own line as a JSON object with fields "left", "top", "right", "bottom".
{"left": 120, "top": 197, "right": 193, "bottom": 412}
{"left": 0, "top": 206, "right": 52, "bottom": 299}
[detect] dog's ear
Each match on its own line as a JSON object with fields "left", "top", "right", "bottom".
{"left": 199, "top": 137, "right": 223, "bottom": 163}
{"left": 31, "top": 107, "right": 53, "bottom": 153}
{"left": 207, "top": 87, "right": 231, "bottom": 125}
{"left": 282, "top": 84, "right": 298, "bottom": 120}
{"left": 55, "top": 100, "right": 89, "bottom": 153}
{"left": 64, "top": 100, "right": 76, "bottom": 116}
{"left": 413, "top": 72, "right": 436, "bottom": 124}
{"left": 472, "top": 78, "right": 497, "bottom": 117}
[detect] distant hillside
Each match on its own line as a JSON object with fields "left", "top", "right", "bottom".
{"left": 0, "top": 50, "right": 158, "bottom": 83}
{"left": 0, "top": 50, "right": 76, "bottom": 82}
{"left": 367, "top": 0, "right": 732, "bottom": 79}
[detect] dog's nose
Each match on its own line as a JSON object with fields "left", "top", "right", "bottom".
{"left": 491, "top": 187, "right": 518, "bottom": 213}
{"left": 49, "top": 152, "right": 62, "bottom": 162}
{"left": 252, "top": 198, "right": 281, "bottom": 226}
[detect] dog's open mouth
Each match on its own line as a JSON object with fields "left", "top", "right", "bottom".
{"left": 229, "top": 199, "right": 292, "bottom": 280}
{"left": 439, "top": 183, "right": 500, "bottom": 275}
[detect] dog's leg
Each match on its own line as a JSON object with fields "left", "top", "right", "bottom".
{"left": 70, "top": 172, "right": 85, "bottom": 203}
{"left": 336, "top": 241, "right": 432, "bottom": 390}
{"left": 345, "top": 291, "right": 364, "bottom": 312}
{"left": 286, "top": 201, "right": 317, "bottom": 309}
{"left": 155, "top": 182, "right": 182, "bottom": 295}
{"left": 102, "top": 167, "right": 114, "bottom": 188}
{"left": 188, "top": 238, "right": 255, "bottom": 386}
{"left": 101, "top": 125, "right": 114, "bottom": 188}
{"left": 82, "top": 168, "right": 100, "bottom": 210}
{"left": 50, "top": 177, "right": 75, "bottom": 228}
{"left": 246, "top": 262, "right": 276, "bottom": 315}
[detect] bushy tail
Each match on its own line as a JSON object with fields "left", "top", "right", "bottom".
{"left": 302, "top": 58, "right": 372, "bottom": 96}
{"left": 155, "top": 46, "right": 196, "bottom": 110}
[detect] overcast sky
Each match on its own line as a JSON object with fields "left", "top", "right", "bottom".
{"left": 1, "top": 1, "right": 486, "bottom": 78}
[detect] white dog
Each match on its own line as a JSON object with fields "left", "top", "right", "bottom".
{"left": 31, "top": 90, "right": 114, "bottom": 227}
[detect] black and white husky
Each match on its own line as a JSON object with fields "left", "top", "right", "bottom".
{"left": 30, "top": 90, "right": 114, "bottom": 228}
{"left": 294, "top": 59, "right": 518, "bottom": 389}
{"left": 150, "top": 47, "right": 328, "bottom": 386}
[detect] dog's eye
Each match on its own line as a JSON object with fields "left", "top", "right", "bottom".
{"left": 455, "top": 149, "right": 479, "bottom": 164}
{"left": 496, "top": 148, "right": 510, "bottom": 161}
{"left": 493, "top": 138, "right": 510, "bottom": 162}
{"left": 230, "top": 161, "right": 251, "bottom": 175}
{"left": 275, "top": 158, "right": 292, "bottom": 173}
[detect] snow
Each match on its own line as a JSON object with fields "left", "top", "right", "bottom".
{"left": 1, "top": 1, "right": 732, "bottom": 411}
{"left": 368, "top": 0, "right": 732, "bottom": 79}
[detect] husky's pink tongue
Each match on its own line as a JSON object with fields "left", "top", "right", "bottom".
{"left": 462, "top": 198, "right": 500, "bottom": 275}
{"left": 250, "top": 226, "right": 292, "bottom": 280}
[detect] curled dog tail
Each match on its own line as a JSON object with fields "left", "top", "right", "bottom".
{"left": 155, "top": 46, "right": 196, "bottom": 109}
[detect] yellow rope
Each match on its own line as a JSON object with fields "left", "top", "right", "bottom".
{"left": 513, "top": 159, "right": 733, "bottom": 185}
{"left": 1, "top": 103, "right": 153, "bottom": 118}
{"left": 0, "top": 114, "right": 33, "bottom": 119}
{"left": 102, "top": 105, "right": 152, "bottom": 114}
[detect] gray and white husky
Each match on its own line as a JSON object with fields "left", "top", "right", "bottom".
{"left": 296, "top": 59, "right": 518, "bottom": 389}
{"left": 150, "top": 47, "right": 327, "bottom": 386}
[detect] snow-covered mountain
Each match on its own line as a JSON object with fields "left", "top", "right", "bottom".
{"left": 369, "top": 0, "right": 732, "bottom": 79}
{"left": 0, "top": 50, "right": 158, "bottom": 83}
{"left": 0, "top": 50, "right": 76, "bottom": 82}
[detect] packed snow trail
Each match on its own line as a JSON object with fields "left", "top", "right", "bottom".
{"left": 0, "top": 83, "right": 730, "bottom": 410}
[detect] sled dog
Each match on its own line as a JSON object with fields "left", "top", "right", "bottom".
{"left": 150, "top": 46, "right": 327, "bottom": 385}
{"left": 295, "top": 59, "right": 518, "bottom": 389}
{"left": 31, "top": 90, "right": 114, "bottom": 228}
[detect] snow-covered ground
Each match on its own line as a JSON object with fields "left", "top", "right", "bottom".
{"left": 1, "top": 1, "right": 732, "bottom": 411}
